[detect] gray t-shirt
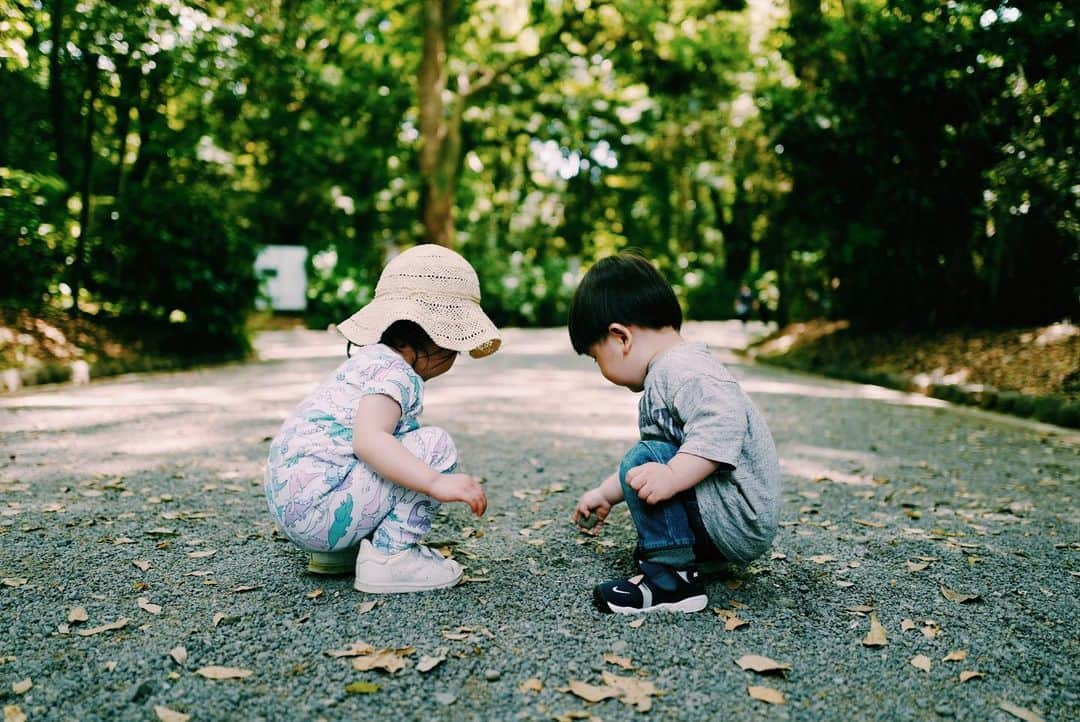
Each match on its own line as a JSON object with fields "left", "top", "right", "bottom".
{"left": 638, "top": 342, "right": 780, "bottom": 564}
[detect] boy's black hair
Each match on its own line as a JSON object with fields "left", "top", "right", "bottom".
{"left": 568, "top": 253, "right": 682, "bottom": 355}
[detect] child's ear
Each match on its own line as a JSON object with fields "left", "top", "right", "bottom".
{"left": 608, "top": 323, "right": 632, "bottom": 353}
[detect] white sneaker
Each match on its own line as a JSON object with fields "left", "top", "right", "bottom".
{"left": 353, "top": 539, "right": 463, "bottom": 593}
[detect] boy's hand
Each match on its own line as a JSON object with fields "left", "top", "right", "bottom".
{"left": 431, "top": 473, "right": 487, "bottom": 517}
{"left": 572, "top": 487, "right": 612, "bottom": 532}
{"left": 625, "top": 462, "right": 679, "bottom": 505}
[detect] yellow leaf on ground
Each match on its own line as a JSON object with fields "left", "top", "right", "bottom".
{"left": 940, "top": 584, "right": 981, "bottom": 603}
{"left": 999, "top": 701, "right": 1044, "bottom": 722}
{"left": 137, "top": 597, "right": 163, "bottom": 615}
{"left": 959, "top": 670, "right": 984, "bottom": 683}
{"left": 76, "top": 618, "right": 129, "bottom": 636}
{"left": 736, "top": 655, "right": 791, "bottom": 674}
{"left": 345, "top": 681, "right": 380, "bottom": 694}
{"left": 195, "top": 666, "right": 252, "bottom": 680}
{"left": 154, "top": 705, "right": 190, "bottom": 722}
{"left": 4, "top": 705, "right": 27, "bottom": 722}
{"left": 566, "top": 679, "right": 618, "bottom": 703}
{"left": 518, "top": 678, "right": 543, "bottom": 693}
{"left": 943, "top": 650, "right": 967, "bottom": 662}
{"left": 305, "top": 589, "right": 323, "bottom": 599}
{"left": 910, "top": 655, "right": 932, "bottom": 672}
{"left": 68, "top": 607, "right": 88, "bottom": 623}
{"left": 725, "top": 616, "right": 750, "bottom": 631}
{"left": 11, "top": 679, "right": 31, "bottom": 695}
{"left": 602, "top": 653, "right": 635, "bottom": 670}
{"left": 169, "top": 646, "right": 188, "bottom": 665}
{"left": 747, "top": 685, "right": 785, "bottom": 705}
{"left": 862, "top": 613, "right": 887, "bottom": 647}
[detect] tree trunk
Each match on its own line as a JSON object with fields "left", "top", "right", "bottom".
{"left": 419, "top": 0, "right": 458, "bottom": 247}
{"left": 72, "top": 52, "right": 99, "bottom": 316}
{"left": 48, "top": 0, "right": 73, "bottom": 184}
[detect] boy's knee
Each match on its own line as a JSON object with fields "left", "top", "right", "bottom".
{"left": 619, "top": 441, "right": 678, "bottom": 484}
{"left": 405, "top": 426, "right": 458, "bottom": 472}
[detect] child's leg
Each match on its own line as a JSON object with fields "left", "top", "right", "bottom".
{"left": 368, "top": 425, "right": 457, "bottom": 554}
{"left": 618, "top": 440, "right": 702, "bottom": 569}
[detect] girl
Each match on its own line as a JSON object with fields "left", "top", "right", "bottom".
{"left": 265, "top": 244, "right": 500, "bottom": 593}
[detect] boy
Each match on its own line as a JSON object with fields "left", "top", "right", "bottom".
{"left": 569, "top": 253, "right": 780, "bottom": 614}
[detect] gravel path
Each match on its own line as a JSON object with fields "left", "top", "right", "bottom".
{"left": 1, "top": 324, "right": 1076, "bottom": 722}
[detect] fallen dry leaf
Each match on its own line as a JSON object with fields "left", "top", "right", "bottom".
{"left": 137, "top": 597, "right": 163, "bottom": 615}
{"left": 11, "top": 679, "right": 31, "bottom": 695}
{"left": 770, "top": 552, "right": 787, "bottom": 560}
{"left": 601, "top": 671, "right": 661, "bottom": 712}
{"left": 230, "top": 584, "right": 262, "bottom": 594}
{"left": 905, "top": 561, "right": 930, "bottom": 572}
{"left": 68, "top": 607, "right": 88, "bottom": 623}
{"left": 4, "top": 705, "right": 27, "bottom": 722}
{"left": 628, "top": 618, "right": 645, "bottom": 629}
{"left": 566, "top": 679, "right": 618, "bottom": 703}
{"left": 345, "top": 681, "right": 380, "bottom": 694}
{"left": 999, "top": 701, "right": 1043, "bottom": 722}
{"left": 154, "top": 706, "right": 190, "bottom": 722}
{"left": 1, "top": 578, "right": 27, "bottom": 588}
{"left": 351, "top": 648, "right": 414, "bottom": 674}
{"left": 326, "top": 642, "right": 377, "bottom": 659}
{"left": 356, "top": 601, "right": 378, "bottom": 615}
{"left": 959, "top": 670, "right": 984, "bottom": 683}
{"left": 747, "top": 685, "right": 785, "bottom": 705}
{"left": 940, "top": 585, "right": 981, "bottom": 603}
{"left": 862, "top": 613, "right": 887, "bottom": 647}
{"left": 910, "top": 655, "right": 932, "bottom": 673}
{"left": 305, "top": 589, "right": 323, "bottom": 599}
{"left": 602, "top": 653, "right": 635, "bottom": 670}
{"left": 76, "top": 618, "right": 129, "bottom": 637}
{"left": 808, "top": 554, "right": 836, "bottom": 564}
{"left": 104, "top": 661, "right": 117, "bottom": 672}
{"left": 518, "top": 677, "right": 543, "bottom": 693}
{"left": 169, "top": 646, "right": 188, "bottom": 666}
{"left": 853, "top": 519, "right": 885, "bottom": 528}
{"left": 187, "top": 550, "right": 216, "bottom": 559}
{"left": 943, "top": 650, "right": 967, "bottom": 662}
{"left": 736, "top": 655, "right": 791, "bottom": 674}
{"left": 900, "top": 619, "right": 916, "bottom": 631}
{"left": 724, "top": 616, "right": 749, "bottom": 631}
{"left": 417, "top": 648, "right": 447, "bottom": 673}
{"left": 195, "top": 666, "right": 252, "bottom": 680}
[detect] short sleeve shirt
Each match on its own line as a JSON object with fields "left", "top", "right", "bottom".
{"left": 267, "top": 344, "right": 424, "bottom": 486}
{"left": 639, "top": 342, "right": 781, "bottom": 564}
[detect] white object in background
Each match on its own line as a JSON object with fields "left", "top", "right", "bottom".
{"left": 254, "top": 245, "right": 308, "bottom": 312}
{"left": 71, "top": 360, "right": 90, "bottom": 385}
{"left": 1, "top": 369, "right": 20, "bottom": 392}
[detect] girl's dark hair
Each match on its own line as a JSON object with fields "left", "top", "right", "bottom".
{"left": 348, "top": 320, "right": 454, "bottom": 361}
{"left": 568, "top": 253, "right": 682, "bottom": 355}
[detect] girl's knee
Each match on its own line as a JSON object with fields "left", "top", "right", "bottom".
{"left": 402, "top": 426, "right": 458, "bottom": 472}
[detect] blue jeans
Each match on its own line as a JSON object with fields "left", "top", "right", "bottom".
{"left": 619, "top": 441, "right": 722, "bottom": 569}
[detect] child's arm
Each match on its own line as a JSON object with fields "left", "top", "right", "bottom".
{"left": 572, "top": 472, "right": 623, "bottom": 531}
{"left": 625, "top": 453, "right": 721, "bottom": 505}
{"left": 353, "top": 394, "right": 486, "bottom": 516}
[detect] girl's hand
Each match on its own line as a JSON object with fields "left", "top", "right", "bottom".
{"left": 572, "top": 487, "right": 612, "bottom": 532}
{"left": 625, "top": 462, "right": 678, "bottom": 505}
{"left": 431, "top": 473, "right": 487, "bottom": 516}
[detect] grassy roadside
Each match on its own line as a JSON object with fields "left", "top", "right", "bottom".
{"left": 746, "top": 320, "right": 1080, "bottom": 428}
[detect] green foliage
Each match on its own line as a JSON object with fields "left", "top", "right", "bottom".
{"left": 0, "top": 168, "right": 70, "bottom": 309}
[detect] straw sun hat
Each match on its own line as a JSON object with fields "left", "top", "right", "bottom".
{"left": 337, "top": 244, "right": 501, "bottom": 358}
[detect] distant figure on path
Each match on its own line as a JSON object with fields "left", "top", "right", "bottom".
{"left": 265, "top": 245, "right": 500, "bottom": 593}
{"left": 734, "top": 283, "right": 754, "bottom": 325}
{"left": 568, "top": 254, "right": 781, "bottom": 614}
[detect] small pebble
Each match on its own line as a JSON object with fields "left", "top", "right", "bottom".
{"left": 934, "top": 704, "right": 954, "bottom": 717}
{"left": 484, "top": 669, "right": 501, "bottom": 681}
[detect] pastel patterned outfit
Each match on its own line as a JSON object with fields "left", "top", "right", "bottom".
{"left": 264, "top": 344, "right": 457, "bottom": 555}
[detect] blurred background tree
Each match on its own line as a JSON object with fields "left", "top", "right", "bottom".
{"left": 1, "top": 0, "right": 1075, "bottom": 352}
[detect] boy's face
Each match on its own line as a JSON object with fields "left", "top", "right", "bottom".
{"left": 587, "top": 326, "right": 648, "bottom": 392}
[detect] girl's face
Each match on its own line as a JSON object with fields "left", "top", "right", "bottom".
{"left": 407, "top": 345, "right": 459, "bottom": 380}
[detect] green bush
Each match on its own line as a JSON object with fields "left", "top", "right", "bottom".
{"left": 0, "top": 168, "right": 69, "bottom": 309}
